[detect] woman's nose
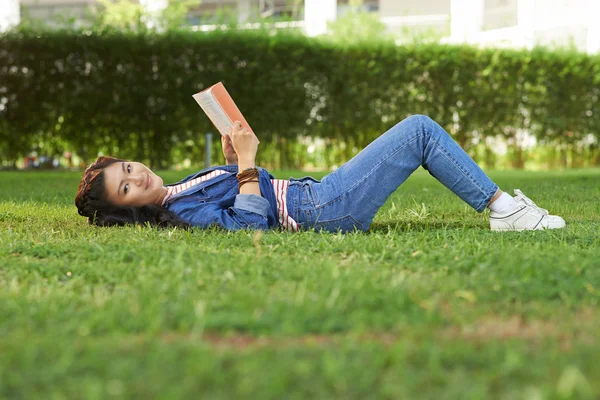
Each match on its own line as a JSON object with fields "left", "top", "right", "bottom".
{"left": 132, "top": 173, "right": 144, "bottom": 187}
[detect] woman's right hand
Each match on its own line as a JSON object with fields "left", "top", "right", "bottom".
{"left": 229, "top": 121, "right": 259, "bottom": 164}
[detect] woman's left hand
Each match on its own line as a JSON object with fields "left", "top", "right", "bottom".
{"left": 221, "top": 134, "right": 238, "bottom": 165}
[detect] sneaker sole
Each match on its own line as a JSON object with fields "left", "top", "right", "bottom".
{"left": 490, "top": 223, "right": 566, "bottom": 231}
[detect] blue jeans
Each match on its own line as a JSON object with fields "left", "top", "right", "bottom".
{"left": 286, "top": 115, "right": 499, "bottom": 233}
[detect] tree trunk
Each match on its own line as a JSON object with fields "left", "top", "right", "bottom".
{"left": 484, "top": 145, "right": 494, "bottom": 170}
{"left": 511, "top": 145, "right": 525, "bottom": 169}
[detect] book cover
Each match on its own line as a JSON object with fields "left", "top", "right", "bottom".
{"left": 192, "top": 82, "right": 255, "bottom": 138}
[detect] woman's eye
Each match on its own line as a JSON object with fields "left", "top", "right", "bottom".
{"left": 127, "top": 164, "right": 131, "bottom": 173}
{"left": 124, "top": 184, "right": 129, "bottom": 194}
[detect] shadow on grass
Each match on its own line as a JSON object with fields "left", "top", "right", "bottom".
{"left": 366, "top": 220, "right": 485, "bottom": 233}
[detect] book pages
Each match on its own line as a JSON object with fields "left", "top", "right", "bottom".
{"left": 193, "top": 82, "right": 255, "bottom": 139}
{"left": 192, "top": 91, "right": 233, "bottom": 138}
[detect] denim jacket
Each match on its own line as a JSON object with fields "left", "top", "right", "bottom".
{"left": 163, "top": 165, "right": 279, "bottom": 230}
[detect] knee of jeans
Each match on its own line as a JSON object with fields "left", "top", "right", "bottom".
{"left": 405, "top": 114, "right": 430, "bottom": 123}
{"left": 403, "top": 114, "right": 432, "bottom": 133}
{"left": 412, "top": 114, "right": 448, "bottom": 141}
{"left": 395, "top": 114, "right": 425, "bottom": 134}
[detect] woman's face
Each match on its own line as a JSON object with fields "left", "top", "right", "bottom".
{"left": 103, "top": 161, "right": 167, "bottom": 207}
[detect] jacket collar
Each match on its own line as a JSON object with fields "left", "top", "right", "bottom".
{"left": 164, "top": 165, "right": 269, "bottom": 202}
{"left": 169, "top": 165, "right": 239, "bottom": 186}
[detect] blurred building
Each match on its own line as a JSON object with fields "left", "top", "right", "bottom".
{"left": 5, "top": 0, "right": 599, "bottom": 53}
{"left": 19, "top": 0, "right": 97, "bottom": 25}
{"left": 0, "top": 0, "right": 21, "bottom": 31}
{"left": 17, "top": 0, "right": 306, "bottom": 26}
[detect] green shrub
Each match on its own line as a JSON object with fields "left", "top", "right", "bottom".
{"left": 0, "top": 29, "right": 598, "bottom": 168}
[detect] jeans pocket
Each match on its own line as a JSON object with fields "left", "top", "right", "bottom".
{"left": 301, "top": 182, "right": 318, "bottom": 207}
{"left": 311, "top": 214, "right": 364, "bottom": 233}
{"left": 290, "top": 177, "right": 321, "bottom": 207}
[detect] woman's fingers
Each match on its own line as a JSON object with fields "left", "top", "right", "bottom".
{"left": 233, "top": 121, "right": 250, "bottom": 133}
{"left": 231, "top": 121, "right": 259, "bottom": 150}
{"left": 232, "top": 122, "right": 252, "bottom": 136}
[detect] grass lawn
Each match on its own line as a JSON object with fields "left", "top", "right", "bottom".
{"left": 1, "top": 167, "right": 599, "bottom": 399}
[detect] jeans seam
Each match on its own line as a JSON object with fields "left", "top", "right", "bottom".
{"left": 432, "top": 140, "right": 486, "bottom": 193}
{"left": 306, "top": 210, "right": 364, "bottom": 232}
{"left": 432, "top": 140, "right": 495, "bottom": 211}
{"left": 424, "top": 117, "right": 492, "bottom": 209}
{"left": 477, "top": 184, "right": 499, "bottom": 213}
{"left": 315, "top": 134, "right": 421, "bottom": 209}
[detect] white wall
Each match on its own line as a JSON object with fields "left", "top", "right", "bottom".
{"left": 0, "top": 0, "right": 20, "bottom": 32}
{"left": 450, "top": 0, "right": 484, "bottom": 42}
{"left": 483, "top": 0, "right": 518, "bottom": 30}
{"left": 237, "top": 0, "right": 251, "bottom": 22}
{"left": 20, "top": 0, "right": 96, "bottom": 5}
{"left": 139, "top": 0, "right": 168, "bottom": 29}
{"left": 304, "top": 0, "right": 336, "bottom": 37}
{"left": 379, "top": 0, "right": 450, "bottom": 17}
{"left": 12, "top": 0, "right": 600, "bottom": 54}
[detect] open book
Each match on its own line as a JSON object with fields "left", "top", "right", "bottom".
{"left": 192, "top": 82, "right": 255, "bottom": 138}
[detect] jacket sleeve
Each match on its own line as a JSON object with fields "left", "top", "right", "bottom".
{"left": 176, "top": 194, "right": 271, "bottom": 230}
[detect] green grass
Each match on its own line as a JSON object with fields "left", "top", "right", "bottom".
{"left": 1, "top": 168, "right": 599, "bottom": 399}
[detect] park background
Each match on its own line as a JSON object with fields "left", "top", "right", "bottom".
{"left": 1, "top": 0, "right": 600, "bottom": 171}
{"left": 1, "top": 1, "right": 600, "bottom": 399}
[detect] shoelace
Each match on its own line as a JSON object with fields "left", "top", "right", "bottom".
{"left": 514, "top": 189, "right": 549, "bottom": 215}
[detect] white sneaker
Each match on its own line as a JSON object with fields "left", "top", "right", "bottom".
{"left": 489, "top": 189, "right": 566, "bottom": 231}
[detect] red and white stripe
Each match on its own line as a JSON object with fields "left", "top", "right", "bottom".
{"left": 161, "top": 169, "right": 228, "bottom": 206}
{"left": 270, "top": 179, "right": 299, "bottom": 232}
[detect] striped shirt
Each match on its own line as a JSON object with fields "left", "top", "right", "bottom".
{"left": 270, "top": 178, "right": 299, "bottom": 232}
{"left": 161, "top": 169, "right": 299, "bottom": 231}
{"left": 161, "top": 169, "right": 228, "bottom": 205}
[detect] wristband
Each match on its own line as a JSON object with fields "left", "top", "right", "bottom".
{"left": 236, "top": 167, "right": 259, "bottom": 181}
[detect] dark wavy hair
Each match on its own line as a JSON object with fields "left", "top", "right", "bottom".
{"left": 75, "top": 156, "right": 190, "bottom": 229}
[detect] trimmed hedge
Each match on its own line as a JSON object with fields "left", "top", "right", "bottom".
{"left": 1, "top": 29, "right": 599, "bottom": 168}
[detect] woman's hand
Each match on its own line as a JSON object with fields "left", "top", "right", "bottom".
{"left": 230, "top": 121, "right": 259, "bottom": 164}
{"left": 221, "top": 134, "right": 238, "bottom": 165}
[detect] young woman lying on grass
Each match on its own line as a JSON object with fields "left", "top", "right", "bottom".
{"left": 75, "top": 115, "right": 565, "bottom": 232}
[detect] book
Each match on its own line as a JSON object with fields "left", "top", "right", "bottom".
{"left": 192, "top": 82, "right": 255, "bottom": 139}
